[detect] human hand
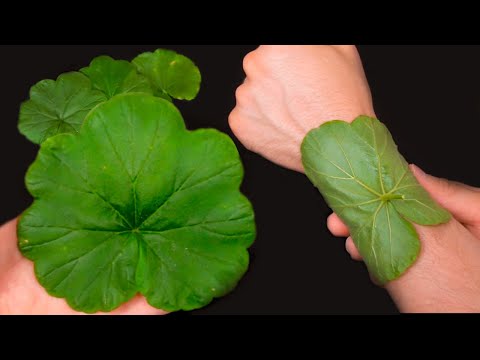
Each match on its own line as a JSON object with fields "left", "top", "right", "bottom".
{"left": 230, "top": 45, "right": 480, "bottom": 312}
{"left": 328, "top": 165, "right": 480, "bottom": 312}
{"left": 0, "top": 218, "right": 167, "bottom": 315}
{"left": 229, "top": 45, "right": 375, "bottom": 172}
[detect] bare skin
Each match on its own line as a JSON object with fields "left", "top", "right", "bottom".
{"left": 229, "top": 45, "right": 375, "bottom": 172}
{"left": 230, "top": 45, "right": 480, "bottom": 312}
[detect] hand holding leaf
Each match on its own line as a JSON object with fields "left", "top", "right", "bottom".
{"left": 18, "top": 94, "right": 255, "bottom": 313}
{"left": 11, "top": 49, "right": 255, "bottom": 314}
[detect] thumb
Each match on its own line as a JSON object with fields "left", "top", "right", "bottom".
{"left": 410, "top": 164, "right": 480, "bottom": 227}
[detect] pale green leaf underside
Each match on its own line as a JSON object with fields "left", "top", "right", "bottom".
{"left": 132, "top": 49, "right": 201, "bottom": 101}
{"left": 18, "top": 72, "right": 106, "bottom": 144}
{"left": 301, "top": 116, "right": 450, "bottom": 283}
{"left": 18, "top": 93, "right": 255, "bottom": 313}
{"left": 80, "top": 55, "right": 153, "bottom": 99}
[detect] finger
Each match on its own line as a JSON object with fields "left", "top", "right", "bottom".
{"left": 345, "top": 236, "right": 363, "bottom": 261}
{"left": 327, "top": 213, "right": 350, "bottom": 237}
{"left": 234, "top": 81, "right": 256, "bottom": 110}
{"left": 411, "top": 164, "right": 480, "bottom": 226}
{"left": 243, "top": 50, "right": 263, "bottom": 77}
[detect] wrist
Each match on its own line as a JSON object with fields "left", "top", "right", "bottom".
{"left": 295, "top": 107, "right": 377, "bottom": 174}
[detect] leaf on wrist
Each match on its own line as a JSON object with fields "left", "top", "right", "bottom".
{"left": 301, "top": 116, "right": 451, "bottom": 284}
{"left": 18, "top": 72, "right": 106, "bottom": 144}
{"left": 18, "top": 93, "right": 256, "bottom": 313}
{"left": 132, "top": 49, "right": 201, "bottom": 101}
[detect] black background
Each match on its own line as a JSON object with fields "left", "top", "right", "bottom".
{"left": 1, "top": 45, "right": 479, "bottom": 315}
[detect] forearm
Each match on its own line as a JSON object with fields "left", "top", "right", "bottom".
{"left": 386, "top": 219, "right": 480, "bottom": 312}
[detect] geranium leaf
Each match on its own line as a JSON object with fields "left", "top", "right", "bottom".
{"left": 301, "top": 116, "right": 450, "bottom": 284}
{"left": 80, "top": 56, "right": 153, "bottom": 99}
{"left": 18, "top": 72, "right": 106, "bottom": 144}
{"left": 18, "top": 93, "right": 255, "bottom": 313}
{"left": 132, "top": 49, "right": 201, "bottom": 100}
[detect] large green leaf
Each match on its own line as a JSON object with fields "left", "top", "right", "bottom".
{"left": 18, "top": 93, "right": 255, "bottom": 313}
{"left": 18, "top": 72, "right": 107, "bottom": 144}
{"left": 301, "top": 116, "right": 450, "bottom": 284}
{"left": 80, "top": 56, "right": 153, "bottom": 99}
{"left": 132, "top": 49, "right": 201, "bottom": 100}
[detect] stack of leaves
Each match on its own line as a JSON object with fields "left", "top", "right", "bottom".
{"left": 16, "top": 49, "right": 256, "bottom": 313}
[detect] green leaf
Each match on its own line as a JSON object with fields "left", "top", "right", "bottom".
{"left": 18, "top": 72, "right": 107, "bottom": 144}
{"left": 301, "top": 116, "right": 450, "bottom": 284}
{"left": 80, "top": 55, "right": 153, "bottom": 99}
{"left": 17, "top": 93, "right": 255, "bottom": 313}
{"left": 132, "top": 49, "right": 201, "bottom": 100}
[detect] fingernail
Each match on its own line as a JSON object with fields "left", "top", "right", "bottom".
{"left": 410, "top": 164, "right": 427, "bottom": 178}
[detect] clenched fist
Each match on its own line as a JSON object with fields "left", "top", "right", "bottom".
{"left": 229, "top": 45, "right": 375, "bottom": 172}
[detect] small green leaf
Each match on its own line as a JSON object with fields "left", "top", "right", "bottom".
{"left": 301, "top": 116, "right": 450, "bottom": 284}
{"left": 18, "top": 72, "right": 107, "bottom": 144}
{"left": 132, "top": 49, "right": 201, "bottom": 100}
{"left": 80, "top": 55, "right": 153, "bottom": 99}
{"left": 18, "top": 93, "right": 255, "bottom": 313}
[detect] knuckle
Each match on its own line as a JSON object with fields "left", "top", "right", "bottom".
{"left": 243, "top": 50, "right": 258, "bottom": 75}
{"left": 228, "top": 109, "right": 243, "bottom": 135}
{"left": 439, "top": 178, "right": 455, "bottom": 196}
{"left": 234, "top": 84, "right": 246, "bottom": 101}
{"left": 228, "top": 110, "right": 256, "bottom": 152}
{"left": 234, "top": 84, "right": 252, "bottom": 107}
{"left": 332, "top": 45, "right": 361, "bottom": 60}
